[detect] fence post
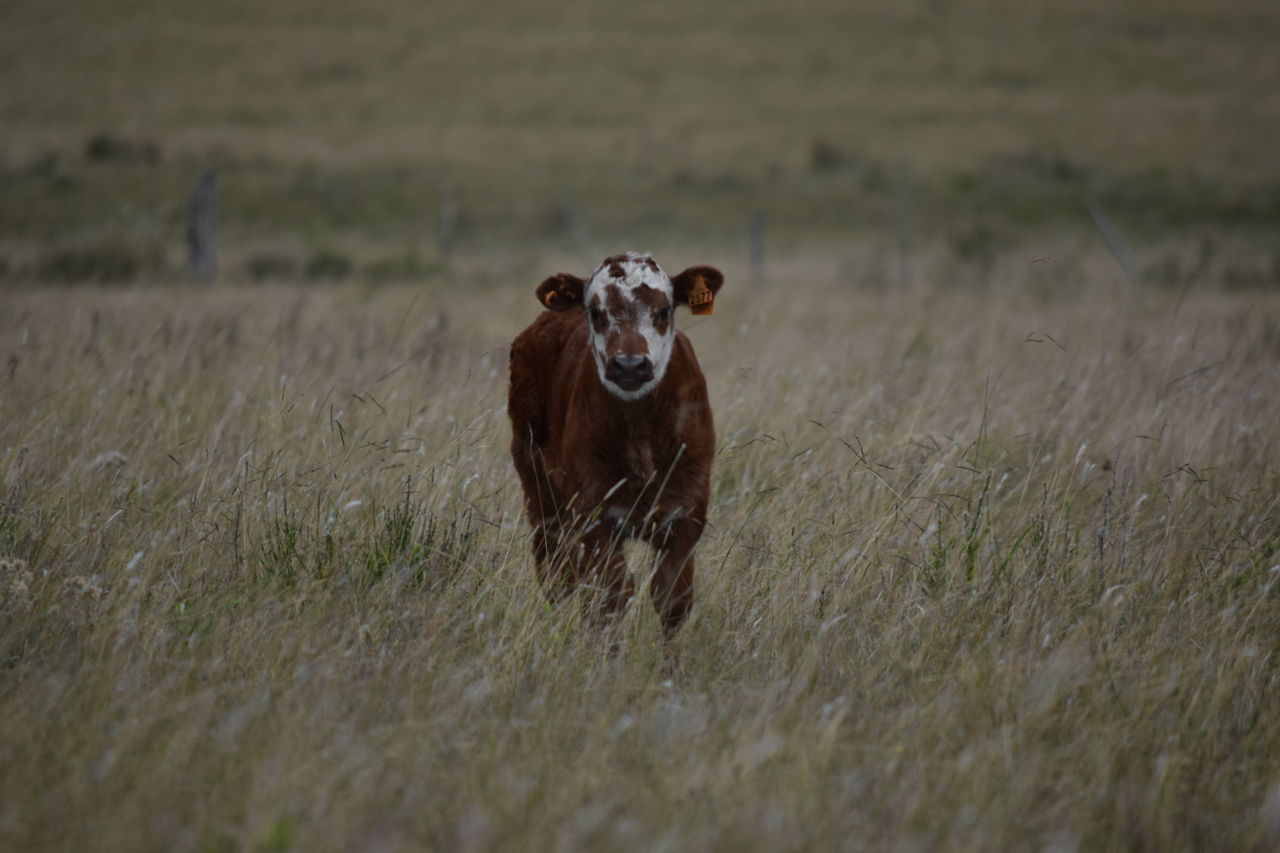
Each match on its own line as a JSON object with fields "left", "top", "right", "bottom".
{"left": 1087, "top": 197, "right": 1140, "bottom": 289}
{"left": 557, "top": 199, "right": 598, "bottom": 267}
{"left": 438, "top": 189, "right": 458, "bottom": 266}
{"left": 749, "top": 211, "right": 766, "bottom": 287}
{"left": 187, "top": 170, "right": 217, "bottom": 284}
{"left": 894, "top": 170, "right": 913, "bottom": 287}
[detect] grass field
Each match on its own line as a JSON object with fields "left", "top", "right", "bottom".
{"left": 3, "top": 1, "right": 1280, "bottom": 850}
{"left": 2, "top": 263, "right": 1279, "bottom": 850}
{"left": 2, "top": 0, "right": 1280, "bottom": 278}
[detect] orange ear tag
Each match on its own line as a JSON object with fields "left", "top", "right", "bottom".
{"left": 688, "top": 277, "right": 715, "bottom": 315}
{"left": 543, "top": 290, "right": 557, "bottom": 307}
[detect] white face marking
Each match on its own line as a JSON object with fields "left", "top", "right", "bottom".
{"left": 584, "top": 252, "right": 675, "bottom": 401}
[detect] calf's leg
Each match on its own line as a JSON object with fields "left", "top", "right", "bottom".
{"left": 577, "top": 528, "right": 635, "bottom": 629}
{"left": 511, "top": 434, "right": 575, "bottom": 603}
{"left": 649, "top": 519, "right": 702, "bottom": 640}
{"left": 531, "top": 520, "right": 576, "bottom": 603}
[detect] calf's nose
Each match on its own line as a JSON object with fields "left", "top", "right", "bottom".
{"left": 607, "top": 353, "right": 654, "bottom": 384}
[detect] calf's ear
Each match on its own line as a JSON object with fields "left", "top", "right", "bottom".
{"left": 535, "top": 273, "right": 586, "bottom": 311}
{"left": 671, "top": 265, "right": 724, "bottom": 316}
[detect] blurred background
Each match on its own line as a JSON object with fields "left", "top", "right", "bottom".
{"left": 2, "top": 0, "right": 1278, "bottom": 287}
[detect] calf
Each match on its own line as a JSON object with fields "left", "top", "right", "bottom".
{"left": 508, "top": 252, "right": 725, "bottom": 639}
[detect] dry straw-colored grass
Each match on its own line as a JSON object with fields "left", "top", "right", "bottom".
{"left": 1, "top": 258, "right": 1278, "bottom": 851}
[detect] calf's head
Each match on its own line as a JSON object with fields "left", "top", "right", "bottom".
{"left": 536, "top": 253, "right": 725, "bottom": 400}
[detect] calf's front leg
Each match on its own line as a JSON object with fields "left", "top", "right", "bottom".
{"left": 576, "top": 525, "right": 635, "bottom": 629}
{"left": 648, "top": 516, "right": 703, "bottom": 640}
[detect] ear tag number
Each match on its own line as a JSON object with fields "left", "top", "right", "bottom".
{"left": 688, "top": 279, "right": 714, "bottom": 315}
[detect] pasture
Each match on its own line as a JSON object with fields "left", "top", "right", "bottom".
{"left": 3, "top": 0, "right": 1280, "bottom": 278}
{"left": 2, "top": 260, "right": 1278, "bottom": 850}
{"left": 3, "top": 0, "right": 1280, "bottom": 849}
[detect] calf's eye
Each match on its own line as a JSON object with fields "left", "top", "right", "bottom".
{"left": 657, "top": 307, "right": 671, "bottom": 324}
{"left": 589, "top": 307, "right": 604, "bottom": 325}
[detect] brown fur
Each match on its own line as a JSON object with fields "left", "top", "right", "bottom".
{"left": 509, "top": 263, "right": 723, "bottom": 640}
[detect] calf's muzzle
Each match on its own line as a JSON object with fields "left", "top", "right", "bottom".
{"left": 606, "top": 353, "right": 654, "bottom": 390}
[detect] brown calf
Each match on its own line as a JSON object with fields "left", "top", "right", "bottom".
{"left": 508, "top": 252, "right": 725, "bottom": 639}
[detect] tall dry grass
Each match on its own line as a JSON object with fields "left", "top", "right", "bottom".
{"left": 1, "top": 258, "right": 1278, "bottom": 851}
